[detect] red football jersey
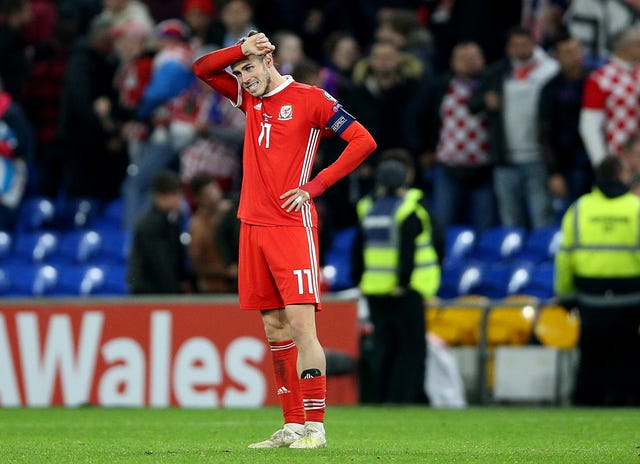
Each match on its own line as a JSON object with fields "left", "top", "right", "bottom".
{"left": 236, "top": 78, "right": 339, "bottom": 226}
{"left": 193, "top": 44, "right": 375, "bottom": 227}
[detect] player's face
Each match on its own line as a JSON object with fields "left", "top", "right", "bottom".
{"left": 232, "top": 55, "right": 271, "bottom": 97}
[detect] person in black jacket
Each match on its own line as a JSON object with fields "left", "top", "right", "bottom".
{"left": 538, "top": 32, "right": 595, "bottom": 218}
{"left": 127, "top": 170, "right": 192, "bottom": 294}
{"left": 57, "top": 15, "right": 127, "bottom": 200}
{"left": 342, "top": 40, "right": 424, "bottom": 199}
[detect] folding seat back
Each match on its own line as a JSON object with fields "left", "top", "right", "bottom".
{"left": 472, "top": 226, "right": 526, "bottom": 262}
{"left": 534, "top": 305, "right": 580, "bottom": 349}
{"left": 444, "top": 226, "right": 476, "bottom": 264}
{"left": 487, "top": 295, "right": 538, "bottom": 346}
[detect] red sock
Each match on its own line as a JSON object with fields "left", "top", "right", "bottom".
{"left": 300, "top": 375, "right": 326, "bottom": 423}
{"left": 270, "top": 340, "right": 304, "bottom": 424}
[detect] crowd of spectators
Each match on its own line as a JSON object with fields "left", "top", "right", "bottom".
{"left": 3, "top": 0, "right": 640, "bottom": 294}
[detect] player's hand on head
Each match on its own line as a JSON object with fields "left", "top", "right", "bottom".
{"left": 242, "top": 32, "right": 275, "bottom": 56}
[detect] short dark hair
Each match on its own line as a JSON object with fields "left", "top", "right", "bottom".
{"left": 506, "top": 26, "right": 533, "bottom": 42}
{"left": 553, "top": 26, "right": 573, "bottom": 44}
{"left": 595, "top": 157, "right": 623, "bottom": 184}
{"left": 236, "top": 29, "right": 259, "bottom": 45}
{"left": 189, "top": 172, "right": 214, "bottom": 196}
{"left": 151, "top": 170, "right": 182, "bottom": 194}
{"left": 292, "top": 58, "right": 319, "bottom": 83}
{"left": 376, "top": 159, "right": 408, "bottom": 192}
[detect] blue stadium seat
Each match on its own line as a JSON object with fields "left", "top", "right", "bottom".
{"left": 323, "top": 226, "right": 357, "bottom": 291}
{"left": 56, "top": 230, "right": 103, "bottom": 264}
{"left": 444, "top": 225, "right": 476, "bottom": 264}
{"left": 516, "top": 226, "right": 562, "bottom": 263}
{"left": 510, "top": 261, "right": 555, "bottom": 299}
{"left": 0, "top": 267, "right": 10, "bottom": 294}
{"left": 470, "top": 262, "right": 513, "bottom": 299}
{"left": 437, "top": 260, "right": 485, "bottom": 299}
{"left": 471, "top": 226, "right": 526, "bottom": 262}
{"left": 55, "top": 264, "right": 102, "bottom": 296}
{"left": 437, "top": 261, "right": 464, "bottom": 299}
{"left": 96, "top": 229, "right": 131, "bottom": 264}
{"left": 12, "top": 231, "right": 60, "bottom": 263}
{"left": 99, "top": 264, "right": 129, "bottom": 295}
{"left": 0, "top": 230, "right": 13, "bottom": 261}
{"left": 505, "top": 262, "right": 535, "bottom": 296}
{"left": 51, "top": 263, "right": 128, "bottom": 296}
{"left": 92, "top": 198, "right": 124, "bottom": 230}
{"left": 54, "top": 197, "right": 101, "bottom": 230}
{"left": 7, "top": 263, "right": 59, "bottom": 296}
{"left": 17, "top": 196, "right": 56, "bottom": 231}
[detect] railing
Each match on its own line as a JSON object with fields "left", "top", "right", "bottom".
{"left": 426, "top": 295, "right": 580, "bottom": 405}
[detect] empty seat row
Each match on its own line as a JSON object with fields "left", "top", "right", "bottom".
{"left": 427, "top": 296, "right": 580, "bottom": 349}
{"left": 445, "top": 225, "right": 562, "bottom": 265}
{"left": 438, "top": 260, "right": 555, "bottom": 300}
{"left": 0, "top": 263, "right": 128, "bottom": 297}
{"left": 16, "top": 196, "right": 124, "bottom": 232}
{"left": 0, "top": 229, "right": 131, "bottom": 265}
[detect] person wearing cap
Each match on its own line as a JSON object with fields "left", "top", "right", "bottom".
{"left": 192, "top": 31, "right": 376, "bottom": 449}
{"left": 554, "top": 156, "right": 640, "bottom": 406}
{"left": 354, "top": 157, "right": 442, "bottom": 405}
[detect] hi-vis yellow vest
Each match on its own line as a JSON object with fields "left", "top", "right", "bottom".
{"left": 554, "top": 188, "right": 640, "bottom": 295}
{"left": 357, "top": 188, "right": 440, "bottom": 298}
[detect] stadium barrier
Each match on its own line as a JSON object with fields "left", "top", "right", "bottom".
{"left": 426, "top": 296, "right": 579, "bottom": 405}
{"left": 0, "top": 295, "right": 359, "bottom": 408}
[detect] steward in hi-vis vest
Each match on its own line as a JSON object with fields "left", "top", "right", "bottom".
{"left": 357, "top": 187, "right": 441, "bottom": 299}
{"left": 353, "top": 158, "right": 442, "bottom": 404}
{"left": 554, "top": 157, "right": 640, "bottom": 406}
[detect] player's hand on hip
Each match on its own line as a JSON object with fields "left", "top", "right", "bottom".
{"left": 280, "top": 188, "right": 310, "bottom": 213}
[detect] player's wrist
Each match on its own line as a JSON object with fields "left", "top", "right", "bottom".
{"left": 300, "top": 177, "right": 329, "bottom": 198}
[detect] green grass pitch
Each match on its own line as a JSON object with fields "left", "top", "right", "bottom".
{"left": 0, "top": 406, "right": 638, "bottom": 463}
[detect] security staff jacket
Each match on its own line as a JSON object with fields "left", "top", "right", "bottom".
{"left": 555, "top": 183, "right": 640, "bottom": 305}
{"left": 356, "top": 188, "right": 441, "bottom": 298}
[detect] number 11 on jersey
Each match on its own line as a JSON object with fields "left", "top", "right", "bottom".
{"left": 293, "top": 269, "right": 313, "bottom": 294}
{"left": 258, "top": 122, "right": 271, "bottom": 148}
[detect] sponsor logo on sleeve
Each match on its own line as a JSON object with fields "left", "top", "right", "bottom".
{"left": 331, "top": 116, "right": 348, "bottom": 132}
{"left": 323, "top": 90, "right": 337, "bottom": 102}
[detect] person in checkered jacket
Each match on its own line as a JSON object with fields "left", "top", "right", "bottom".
{"left": 408, "top": 41, "right": 496, "bottom": 233}
{"left": 579, "top": 28, "right": 640, "bottom": 167}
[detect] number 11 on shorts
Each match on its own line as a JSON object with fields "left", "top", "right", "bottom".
{"left": 293, "top": 269, "right": 313, "bottom": 294}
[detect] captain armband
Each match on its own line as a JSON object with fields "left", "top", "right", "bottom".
{"left": 327, "top": 104, "right": 356, "bottom": 136}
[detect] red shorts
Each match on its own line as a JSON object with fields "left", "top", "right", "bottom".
{"left": 238, "top": 223, "right": 322, "bottom": 311}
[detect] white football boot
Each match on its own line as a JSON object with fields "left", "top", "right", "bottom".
{"left": 289, "top": 422, "right": 327, "bottom": 449}
{"left": 247, "top": 423, "right": 304, "bottom": 448}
